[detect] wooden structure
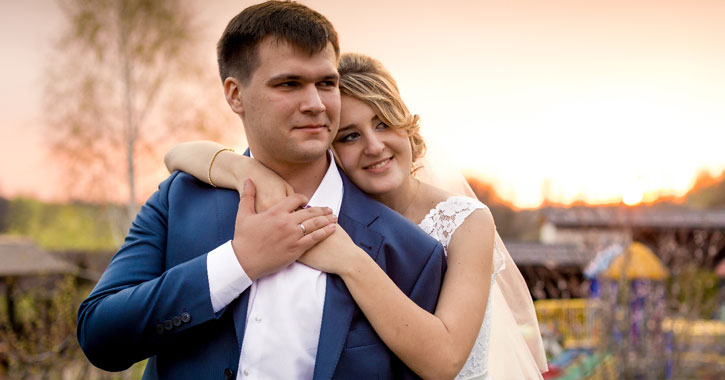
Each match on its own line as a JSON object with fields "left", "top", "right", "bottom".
{"left": 541, "top": 206, "right": 725, "bottom": 271}
{"left": 0, "top": 236, "right": 77, "bottom": 280}
{"left": 505, "top": 242, "right": 591, "bottom": 300}
{"left": 506, "top": 206, "right": 725, "bottom": 300}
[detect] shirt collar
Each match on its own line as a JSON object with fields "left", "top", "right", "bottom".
{"left": 307, "top": 150, "right": 343, "bottom": 216}
{"left": 249, "top": 150, "right": 343, "bottom": 216}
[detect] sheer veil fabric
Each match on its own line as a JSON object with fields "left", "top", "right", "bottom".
{"left": 414, "top": 154, "right": 548, "bottom": 379}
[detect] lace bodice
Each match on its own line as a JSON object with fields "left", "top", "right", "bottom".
{"left": 418, "top": 196, "right": 505, "bottom": 380}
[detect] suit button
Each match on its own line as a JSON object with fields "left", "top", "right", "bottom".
{"left": 181, "top": 312, "right": 191, "bottom": 323}
{"left": 224, "top": 368, "right": 234, "bottom": 379}
{"left": 163, "top": 319, "right": 173, "bottom": 330}
{"left": 155, "top": 324, "right": 164, "bottom": 335}
{"left": 172, "top": 316, "right": 182, "bottom": 326}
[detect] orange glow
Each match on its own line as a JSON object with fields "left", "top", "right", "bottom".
{"left": 1, "top": 1, "right": 724, "bottom": 208}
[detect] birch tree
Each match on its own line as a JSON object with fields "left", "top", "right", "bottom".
{"left": 45, "top": 0, "right": 231, "bottom": 229}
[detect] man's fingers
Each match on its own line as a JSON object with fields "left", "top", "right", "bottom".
{"left": 272, "top": 193, "right": 310, "bottom": 213}
{"left": 298, "top": 214, "right": 337, "bottom": 237}
{"left": 239, "top": 178, "right": 257, "bottom": 215}
{"left": 298, "top": 223, "right": 337, "bottom": 249}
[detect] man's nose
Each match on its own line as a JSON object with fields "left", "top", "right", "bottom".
{"left": 363, "top": 134, "right": 384, "bottom": 156}
{"left": 299, "top": 86, "right": 326, "bottom": 114}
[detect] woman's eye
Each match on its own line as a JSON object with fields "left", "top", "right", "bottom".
{"left": 375, "top": 122, "right": 389, "bottom": 130}
{"left": 337, "top": 132, "right": 360, "bottom": 142}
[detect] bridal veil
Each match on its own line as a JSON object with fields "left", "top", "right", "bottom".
{"left": 414, "top": 150, "right": 548, "bottom": 379}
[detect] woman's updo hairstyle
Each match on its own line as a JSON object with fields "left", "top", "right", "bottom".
{"left": 337, "top": 53, "right": 426, "bottom": 164}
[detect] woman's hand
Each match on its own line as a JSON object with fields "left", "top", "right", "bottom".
{"left": 297, "top": 226, "right": 366, "bottom": 275}
{"left": 164, "top": 140, "right": 293, "bottom": 213}
{"left": 235, "top": 159, "right": 294, "bottom": 213}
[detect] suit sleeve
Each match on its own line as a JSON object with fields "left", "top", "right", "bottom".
{"left": 77, "top": 172, "right": 219, "bottom": 371}
{"left": 407, "top": 242, "right": 447, "bottom": 313}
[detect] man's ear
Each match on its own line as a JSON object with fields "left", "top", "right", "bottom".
{"left": 224, "top": 77, "right": 244, "bottom": 115}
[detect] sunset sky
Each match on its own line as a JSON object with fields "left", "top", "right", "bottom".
{"left": 2, "top": 0, "right": 724, "bottom": 208}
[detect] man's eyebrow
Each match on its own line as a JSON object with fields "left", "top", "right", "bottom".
{"left": 267, "top": 73, "right": 340, "bottom": 84}
{"left": 267, "top": 74, "right": 301, "bottom": 84}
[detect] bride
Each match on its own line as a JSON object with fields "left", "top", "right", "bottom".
{"left": 165, "top": 53, "right": 547, "bottom": 380}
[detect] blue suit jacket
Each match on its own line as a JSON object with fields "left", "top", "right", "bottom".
{"left": 78, "top": 168, "right": 446, "bottom": 379}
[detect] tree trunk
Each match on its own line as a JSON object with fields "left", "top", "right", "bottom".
{"left": 118, "top": 2, "right": 137, "bottom": 221}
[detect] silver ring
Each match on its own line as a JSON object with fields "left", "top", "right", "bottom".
{"left": 299, "top": 223, "right": 307, "bottom": 236}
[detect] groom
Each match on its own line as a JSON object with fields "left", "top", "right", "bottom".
{"left": 77, "top": 1, "right": 445, "bottom": 379}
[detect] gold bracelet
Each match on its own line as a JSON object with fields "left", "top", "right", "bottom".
{"left": 208, "top": 148, "right": 234, "bottom": 187}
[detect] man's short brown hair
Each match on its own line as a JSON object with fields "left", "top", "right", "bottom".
{"left": 217, "top": 1, "right": 340, "bottom": 84}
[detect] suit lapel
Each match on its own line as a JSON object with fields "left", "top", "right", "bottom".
{"left": 312, "top": 171, "right": 384, "bottom": 380}
{"left": 231, "top": 291, "right": 250, "bottom": 353}
{"left": 223, "top": 157, "right": 386, "bottom": 378}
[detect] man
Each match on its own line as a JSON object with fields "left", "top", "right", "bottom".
{"left": 77, "top": 2, "right": 445, "bottom": 379}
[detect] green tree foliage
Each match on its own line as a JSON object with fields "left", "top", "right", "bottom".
{"left": 6, "top": 198, "right": 118, "bottom": 251}
{"left": 465, "top": 176, "right": 541, "bottom": 240}
{"left": 0, "top": 197, "right": 9, "bottom": 232}
{"left": 685, "top": 170, "right": 725, "bottom": 209}
{"left": 0, "top": 276, "right": 146, "bottom": 378}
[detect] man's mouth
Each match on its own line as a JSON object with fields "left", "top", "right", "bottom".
{"left": 295, "top": 124, "right": 328, "bottom": 131}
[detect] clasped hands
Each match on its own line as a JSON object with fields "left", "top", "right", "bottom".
{"left": 231, "top": 178, "right": 363, "bottom": 281}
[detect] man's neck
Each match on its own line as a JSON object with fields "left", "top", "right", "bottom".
{"left": 254, "top": 152, "right": 330, "bottom": 199}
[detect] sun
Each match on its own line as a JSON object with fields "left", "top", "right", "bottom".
{"left": 623, "top": 190, "right": 643, "bottom": 206}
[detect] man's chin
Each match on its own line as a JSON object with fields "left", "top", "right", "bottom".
{"left": 288, "top": 144, "right": 329, "bottom": 163}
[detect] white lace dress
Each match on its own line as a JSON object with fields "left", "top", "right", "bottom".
{"left": 418, "top": 196, "right": 506, "bottom": 380}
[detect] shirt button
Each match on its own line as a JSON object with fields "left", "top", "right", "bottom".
{"left": 243, "top": 368, "right": 250, "bottom": 376}
{"left": 254, "top": 316, "right": 262, "bottom": 322}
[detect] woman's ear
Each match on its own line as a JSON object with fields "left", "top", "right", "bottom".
{"left": 224, "top": 77, "right": 244, "bottom": 115}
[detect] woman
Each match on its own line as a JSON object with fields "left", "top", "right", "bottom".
{"left": 165, "top": 53, "right": 546, "bottom": 379}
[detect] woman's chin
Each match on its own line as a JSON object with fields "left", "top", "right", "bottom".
{"left": 357, "top": 177, "right": 402, "bottom": 197}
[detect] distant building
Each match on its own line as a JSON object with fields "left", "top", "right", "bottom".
{"left": 504, "top": 241, "right": 587, "bottom": 299}
{"left": 506, "top": 206, "right": 725, "bottom": 299}
{"left": 542, "top": 206, "right": 725, "bottom": 268}
{"left": 0, "top": 235, "right": 77, "bottom": 281}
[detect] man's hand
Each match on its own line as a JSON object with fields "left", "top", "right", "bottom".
{"left": 231, "top": 179, "right": 337, "bottom": 280}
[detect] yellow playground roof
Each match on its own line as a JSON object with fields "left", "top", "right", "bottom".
{"left": 601, "top": 242, "right": 670, "bottom": 281}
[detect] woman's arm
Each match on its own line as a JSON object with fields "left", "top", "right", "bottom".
{"left": 299, "top": 208, "right": 495, "bottom": 379}
{"left": 164, "top": 141, "right": 294, "bottom": 211}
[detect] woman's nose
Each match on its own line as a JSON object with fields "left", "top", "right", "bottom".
{"left": 364, "top": 134, "right": 384, "bottom": 155}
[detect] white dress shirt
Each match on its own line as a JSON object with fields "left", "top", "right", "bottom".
{"left": 206, "top": 153, "right": 343, "bottom": 380}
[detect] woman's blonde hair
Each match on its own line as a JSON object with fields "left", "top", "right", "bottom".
{"left": 338, "top": 53, "right": 426, "bottom": 164}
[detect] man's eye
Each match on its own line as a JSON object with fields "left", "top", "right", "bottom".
{"left": 278, "top": 82, "right": 298, "bottom": 88}
{"left": 318, "top": 80, "right": 337, "bottom": 87}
